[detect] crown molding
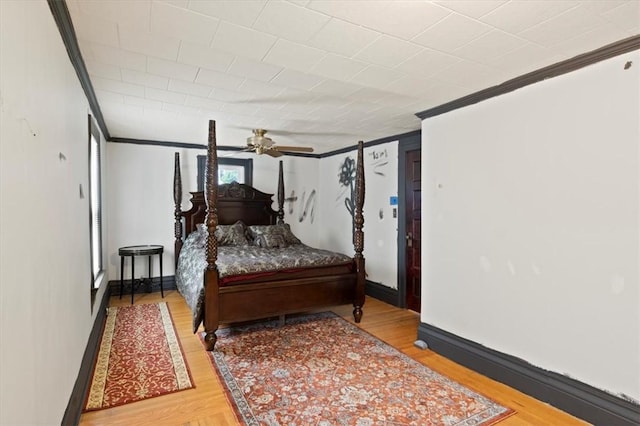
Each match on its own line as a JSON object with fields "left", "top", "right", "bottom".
{"left": 48, "top": 0, "right": 111, "bottom": 140}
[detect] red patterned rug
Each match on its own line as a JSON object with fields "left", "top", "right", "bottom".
{"left": 208, "top": 312, "right": 514, "bottom": 425}
{"left": 84, "top": 302, "right": 193, "bottom": 411}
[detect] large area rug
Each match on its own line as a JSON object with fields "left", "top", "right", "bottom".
{"left": 208, "top": 312, "right": 514, "bottom": 425}
{"left": 84, "top": 302, "right": 193, "bottom": 411}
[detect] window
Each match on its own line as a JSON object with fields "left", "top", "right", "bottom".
{"left": 89, "top": 115, "right": 104, "bottom": 293}
{"left": 197, "top": 156, "right": 253, "bottom": 191}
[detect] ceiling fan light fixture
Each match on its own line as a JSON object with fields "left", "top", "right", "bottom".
{"left": 247, "top": 129, "right": 274, "bottom": 148}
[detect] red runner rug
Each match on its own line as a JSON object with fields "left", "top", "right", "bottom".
{"left": 208, "top": 312, "right": 514, "bottom": 425}
{"left": 84, "top": 302, "right": 193, "bottom": 411}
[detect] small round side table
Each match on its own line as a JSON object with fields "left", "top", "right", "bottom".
{"left": 118, "top": 245, "right": 164, "bottom": 304}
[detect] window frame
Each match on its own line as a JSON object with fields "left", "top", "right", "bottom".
{"left": 88, "top": 115, "right": 104, "bottom": 300}
{"left": 197, "top": 155, "right": 253, "bottom": 190}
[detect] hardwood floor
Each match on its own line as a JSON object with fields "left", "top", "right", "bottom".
{"left": 79, "top": 291, "right": 586, "bottom": 425}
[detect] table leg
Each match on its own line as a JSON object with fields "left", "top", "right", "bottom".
{"left": 131, "top": 255, "right": 135, "bottom": 305}
{"left": 159, "top": 252, "right": 164, "bottom": 298}
{"left": 120, "top": 255, "right": 124, "bottom": 299}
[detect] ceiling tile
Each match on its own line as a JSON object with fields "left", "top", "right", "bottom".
{"left": 124, "top": 95, "right": 163, "bottom": 110}
{"left": 348, "top": 87, "right": 391, "bottom": 103}
{"left": 159, "top": 0, "right": 189, "bottom": 7}
{"left": 307, "top": 18, "right": 381, "bottom": 57}
{"left": 481, "top": 43, "right": 557, "bottom": 77}
{"left": 89, "top": 43, "right": 147, "bottom": 71}
{"left": 552, "top": 26, "right": 632, "bottom": 57}
{"left": 434, "top": 1, "right": 507, "bottom": 18}
{"left": 71, "top": 13, "right": 119, "bottom": 47}
{"left": 178, "top": 41, "right": 235, "bottom": 73}
{"left": 195, "top": 68, "right": 245, "bottom": 90}
{"left": 209, "top": 88, "right": 253, "bottom": 103}
{"left": 145, "top": 87, "right": 187, "bottom": 104}
{"left": 237, "top": 79, "right": 285, "bottom": 98}
{"left": 85, "top": 60, "right": 122, "bottom": 80}
{"left": 519, "top": 6, "right": 611, "bottom": 47}
{"left": 350, "top": 65, "right": 401, "bottom": 88}
{"left": 147, "top": 56, "right": 199, "bottom": 81}
{"left": 91, "top": 76, "right": 145, "bottom": 97}
{"left": 480, "top": 1, "right": 579, "bottom": 34}
{"left": 453, "top": 30, "right": 527, "bottom": 63}
{"left": 308, "top": 1, "right": 451, "bottom": 40}
{"left": 412, "top": 13, "right": 492, "bottom": 52}
{"left": 579, "top": 1, "right": 628, "bottom": 14}
{"left": 222, "top": 102, "right": 260, "bottom": 116}
{"left": 310, "top": 79, "right": 362, "bottom": 97}
{"left": 118, "top": 27, "right": 181, "bottom": 60}
{"left": 77, "top": 0, "right": 151, "bottom": 30}
{"left": 211, "top": 21, "right": 277, "bottom": 60}
{"left": 354, "top": 35, "right": 423, "bottom": 68}
{"left": 168, "top": 79, "right": 213, "bottom": 97}
{"left": 227, "top": 57, "right": 283, "bottom": 82}
{"left": 121, "top": 69, "right": 169, "bottom": 90}
{"left": 395, "top": 48, "right": 460, "bottom": 78}
{"left": 433, "top": 61, "right": 506, "bottom": 90}
{"left": 263, "top": 39, "right": 326, "bottom": 73}
{"left": 189, "top": 0, "right": 267, "bottom": 27}
{"left": 252, "top": 1, "right": 331, "bottom": 42}
{"left": 310, "top": 54, "right": 369, "bottom": 81}
{"left": 185, "top": 95, "right": 226, "bottom": 111}
{"left": 602, "top": 1, "right": 640, "bottom": 33}
{"left": 270, "top": 69, "right": 325, "bottom": 91}
{"left": 162, "top": 103, "right": 202, "bottom": 115}
{"left": 94, "top": 89, "right": 125, "bottom": 105}
{"left": 150, "top": 2, "right": 220, "bottom": 45}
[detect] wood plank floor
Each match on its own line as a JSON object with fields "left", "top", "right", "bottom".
{"left": 79, "top": 291, "right": 586, "bottom": 425}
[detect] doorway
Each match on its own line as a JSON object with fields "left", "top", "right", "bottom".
{"left": 398, "top": 135, "right": 421, "bottom": 312}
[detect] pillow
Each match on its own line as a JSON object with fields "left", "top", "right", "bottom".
{"left": 214, "top": 221, "right": 250, "bottom": 246}
{"left": 254, "top": 233, "right": 287, "bottom": 249}
{"left": 247, "top": 224, "right": 302, "bottom": 246}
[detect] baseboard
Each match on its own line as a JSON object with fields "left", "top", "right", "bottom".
{"left": 418, "top": 323, "right": 640, "bottom": 426}
{"left": 365, "top": 280, "right": 399, "bottom": 307}
{"left": 61, "top": 286, "right": 111, "bottom": 426}
{"left": 107, "top": 275, "right": 176, "bottom": 296}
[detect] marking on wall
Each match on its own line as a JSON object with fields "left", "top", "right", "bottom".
{"left": 298, "top": 189, "right": 317, "bottom": 224}
{"left": 531, "top": 263, "right": 541, "bottom": 275}
{"left": 368, "top": 148, "right": 389, "bottom": 176}
{"left": 285, "top": 190, "right": 298, "bottom": 215}
{"left": 507, "top": 261, "right": 516, "bottom": 276}
{"left": 337, "top": 157, "right": 357, "bottom": 226}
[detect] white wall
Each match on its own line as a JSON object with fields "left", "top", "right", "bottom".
{"left": 318, "top": 142, "right": 399, "bottom": 288}
{"left": 421, "top": 51, "right": 639, "bottom": 400}
{"left": 0, "top": 1, "right": 108, "bottom": 424}
{"left": 106, "top": 143, "right": 319, "bottom": 279}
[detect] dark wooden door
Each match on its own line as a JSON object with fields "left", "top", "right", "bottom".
{"left": 405, "top": 149, "right": 421, "bottom": 312}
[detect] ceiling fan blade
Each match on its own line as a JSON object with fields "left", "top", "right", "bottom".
{"left": 264, "top": 149, "right": 283, "bottom": 158}
{"left": 273, "top": 145, "right": 314, "bottom": 153}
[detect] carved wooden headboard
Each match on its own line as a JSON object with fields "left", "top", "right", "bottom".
{"left": 180, "top": 182, "right": 279, "bottom": 238}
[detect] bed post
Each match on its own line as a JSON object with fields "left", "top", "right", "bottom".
{"left": 353, "top": 141, "right": 366, "bottom": 323}
{"left": 173, "top": 152, "right": 183, "bottom": 268}
{"left": 277, "top": 160, "right": 285, "bottom": 224}
{"left": 203, "top": 120, "right": 220, "bottom": 351}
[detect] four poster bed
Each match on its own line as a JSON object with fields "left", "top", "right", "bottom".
{"left": 173, "top": 120, "right": 366, "bottom": 351}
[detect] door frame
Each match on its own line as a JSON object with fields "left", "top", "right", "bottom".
{"left": 397, "top": 134, "right": 422, "bottom": 309}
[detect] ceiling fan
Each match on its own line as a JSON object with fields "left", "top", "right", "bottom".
{"left": 244, "top": 129, "right": 314, "bottom": 157}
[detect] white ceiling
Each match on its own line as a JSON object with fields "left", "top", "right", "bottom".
{"left": 66, "top": 0, "right": 639, "bottom": 154}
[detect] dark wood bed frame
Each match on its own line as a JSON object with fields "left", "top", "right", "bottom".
{"left": 173, "top": 120, "right": 366, "bottom": 350}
